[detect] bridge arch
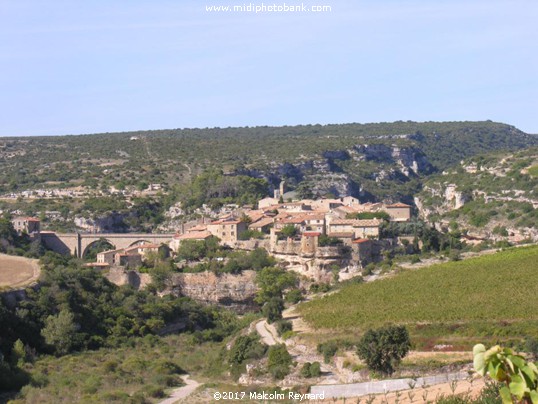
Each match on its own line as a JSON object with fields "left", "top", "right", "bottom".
{"left": 81, "top": 238, "right": 116, "bottom": 259}
{"left": 128, "top": 240, "right": 153, "bottom": 248}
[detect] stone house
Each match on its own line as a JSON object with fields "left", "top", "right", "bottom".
{"left": 384, "top": 203, "right": 412, "bottom": 222}
{"left": 11, "top": 216, "right": 40, "bottom": 235}
{"left": 97, "top": 248, "right": 124, "bottom": 265}
{"left": 207, "top": 217, "right": 247, "bottom": 245}
{"left": 248, "top": 217, "right": 274, "bottom": 234}
{"left": 328, "top": 219, "right": 382, "bottom": 239}
{"left": 115, "top": 252, "right": 143, "bottom": 268}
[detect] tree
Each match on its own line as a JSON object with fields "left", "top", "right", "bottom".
{"left": 267, "top": 344, "right": 292, "bottom": 379}
{"left": 356, "top": 325, "right": 411, "bottom": 375}
{"left": 262, "top": 298, "right": 284, "bottom": 323}
{"left": 280, "top": 224, "right": 298, "bottom": 238}
{"left": 255, "top": 267, "right": 297, "bottom": 304}
{"left": 41, "top": 310, "right": 79, "bottom": 356}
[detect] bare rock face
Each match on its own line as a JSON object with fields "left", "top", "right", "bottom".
{"left": 170, "top": 270, "right": 259, "bottom": 313}
{"left": 106, "top": 267, "right": 151, "bottom": 289}
{"left": 74, "top": 213, "right": 128, "bottom": 232}
{"left": 444, "top": 184, "right": 470, "bottom": 209}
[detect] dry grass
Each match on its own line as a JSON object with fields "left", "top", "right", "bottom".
{"left": 0, "top": 254, "right": 40, "bottom": 288}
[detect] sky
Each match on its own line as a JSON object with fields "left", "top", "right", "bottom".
{"left": 1, "top": 0, "right": 537, "bottom": 136}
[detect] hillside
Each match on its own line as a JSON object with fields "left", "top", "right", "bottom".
{"left": 1, "top": 121, "right": 536, "bottom": 231}
{"left": 298, "top": 246, "right": 538, "bottom": 348}
{"left": 415, "top": 146, "right": 538, "bottom": 242}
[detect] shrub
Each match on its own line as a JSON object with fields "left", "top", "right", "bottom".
{"left": 267, "top": 344, "right": 292, "bottom": 380}
{"left": 285, "top": 289, "right": 303, "bottom": 304}
{"left": 317, "top": 341, "right": 339, "bottom": 364}
{"left": 276, "top": 320, "right": 292, "bottom": 336}
{"left": 301, "top": 361, "right": 322, "bottom": 378}
{"left": 228, "top": 334, "right": 266, "bottom": 365}
{"left": 356, "top": 325, "right": 411, "bottom": 375}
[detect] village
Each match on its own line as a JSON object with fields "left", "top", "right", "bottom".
{"left": 9, "top": 181, "right": 413, "bottom": 281}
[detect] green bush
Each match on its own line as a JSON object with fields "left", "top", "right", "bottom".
{"left": 301, "top": 361, "right": 322, "bottom": 378}
{"left": 275, "top": 320, "right": 292, "bottom": 336}
{"left": 267, "top": 344, "right": 292, "bottom": 380}
{"left": 285, "top": 289, "right": 303, "bottom": 304}
{"left": 262, "top": 298, "right": 284, "bottom": 324}
{"left": 228, "top": 334, "right": 266, "bottom": 366}
{"left": 356, "top": 325, "right": 411, "bottom": 375}
{"left": 317, "top": 341, "right": 339, "bottom": 364}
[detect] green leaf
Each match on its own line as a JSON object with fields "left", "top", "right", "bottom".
{"left": 499, "top": 386, "right": 513, "bottom": 404}
{"left": 488, "top": 361, "right": 498, "bottom": 379}
{"left": 529, "top": 390, "right": 538, "bottom": 404}
{"left": 509, "top": 374, "right": 527, "bottom": 399}
{"left": 510, "top": 355, "right": 526, "bottom": 370}
{"left": 521, "top": 365, "right": 537, "bottom": 383}
{"left": 505, "top": 356, "right": 515, "bottom": 373}
{"left": 474, "top": 352, "right": 486, "bottom": 376}
{"left": 473, "top": 344, "right": 486, "bottom": 356}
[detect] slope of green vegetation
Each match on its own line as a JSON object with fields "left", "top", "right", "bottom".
{"left": 8, "top": 334, "right": 225, "bottom": 404}
{"left": 418, "top": 146, "right": 538, "bottom": 232}
{"left": 299, "top": 246, "right": 538, "bottom": 347}
{"left": 1, "top": 121, "right": 535, "bottom": 196}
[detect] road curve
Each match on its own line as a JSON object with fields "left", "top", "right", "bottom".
{"left": 158, "top": 374, "right": 201, "bottom": 404}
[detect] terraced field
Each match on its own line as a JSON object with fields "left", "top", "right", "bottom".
{"left": 299, "top": 246, "right": 538, "bottom": 348}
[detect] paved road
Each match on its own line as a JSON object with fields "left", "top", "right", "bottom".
{"left": 255, "top": 320, "right": 278, "bottom": 346}
{"left": 311, "top": 371, "right": 469, "bottom": 398}
{"left": 158, "top": 375, "right": 200, "bottom": 404}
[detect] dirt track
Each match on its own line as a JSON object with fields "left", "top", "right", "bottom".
{"left": 0, "top": 254, "right": 40, "bottom": 288}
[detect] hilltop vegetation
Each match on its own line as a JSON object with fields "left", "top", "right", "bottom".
{"left": 417, "top": 147, "right": 538, "bottom": 236}
{"left": 299, "top": 246, "right": 538, "bottom": 348}
{"left": 0, "top": 121, "right": 534, "bottom": 197}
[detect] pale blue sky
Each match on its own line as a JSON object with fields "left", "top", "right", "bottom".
{"left": 1, "top": 0, "right": 537, "bottom": 136}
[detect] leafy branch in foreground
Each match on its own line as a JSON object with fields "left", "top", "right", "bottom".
{"left": 473, "top": 344, "right": 538, "bottom": 404}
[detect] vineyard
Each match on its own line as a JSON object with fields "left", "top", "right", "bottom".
{"left": 299, "top": 246, "right": 538, "bottom": 347}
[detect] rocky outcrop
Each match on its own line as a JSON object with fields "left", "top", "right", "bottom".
{"left": 75, "top": 213, "right": 128, "bottom": 232}
{"left": 354, "top": 144, "right": 434, "bottom": 175}
{"left": 170, "top": 270, "right": 259, "bottom": 313}
{"left": 106, "top": 267, "right": 152, "bottom": 289}
{"left": 444, "top": 184, "right": 470, "bottom": 209}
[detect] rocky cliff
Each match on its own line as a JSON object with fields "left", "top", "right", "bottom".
{"left": 235, "top": 143, "right": 435, "bottom": 201}
{"left": 170, "top": 270, "right": 258, "bottom": 313}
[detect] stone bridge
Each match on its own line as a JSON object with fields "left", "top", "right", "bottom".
{"left": 40, "top": 232, "right": 175, "bottom": 258}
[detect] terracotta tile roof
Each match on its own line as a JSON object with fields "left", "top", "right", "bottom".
{"left": 303, "top": 231, "right": 321, "bottom": 237}
{"left": 249, "top": 217, "right": 274, "bottom": 229}
{"left": 302, "top": 213, "right": 326, "bottom": 221}
{"left": 386, "top": 203, "right": 412, "bottom": 208}
{"left": 328, "top": 232, "right": 354, "bottom": 238}
{"left": 330, "top": 219, "right": 383, "bottom": 227}
{"left": 125, "top": 243, "right": 160, "bottom": 252}
{"left": 98, "top": 248, "right": 124, "bottom": 255}
{"left": 174, "top": 231, "right": 213, "bottom": 240}
{"left": 187, "top": 224, "right": 208, "bottom": 232}
{"left": 353, "top": 238, "right": 371, "bottom": 244}
{"left": 210, "top": 216, "right": 242, "bottom": 225}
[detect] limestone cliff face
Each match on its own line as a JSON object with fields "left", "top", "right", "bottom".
{"left": 170, "top": 270, "right": 259, "bottom": 313}
{"left": 353, "top": 144, "right": 434, "bottom": 175}
{"left": 234, "top": 143, "right": 434, "bottom": 200}
{"left": 74, "top": 213, "right": 128, "bottom": 232}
